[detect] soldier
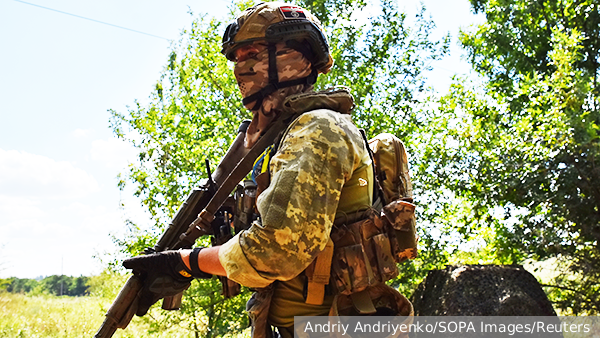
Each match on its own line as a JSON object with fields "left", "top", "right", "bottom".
{"left": 123, "top": 3, "right": 412, "bottom": 337}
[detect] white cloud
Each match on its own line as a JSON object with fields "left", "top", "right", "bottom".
{"left": 71, "top": 128, "right": 93, "bottom": 138}
{"left": 91, "top": 137, "right": 137, "bottom": 170}
{"left": 0, "top": 196, "right": 127, "bottom": 278}
{"left": 0, "top": 149, "right": 99, "bottom": 198}
{"left": 0, "top": 146, "right": 151, "bottom": 278}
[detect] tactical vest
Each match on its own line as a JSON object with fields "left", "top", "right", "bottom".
{"left": 302, "top": 132, "right": 417, "bottom": 316}
{"left": 252, "top": 90, "right": 417, "bottom": 319}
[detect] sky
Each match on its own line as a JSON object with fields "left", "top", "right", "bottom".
{"left": 0, "top": 0, "right": 482, "bottom": 279}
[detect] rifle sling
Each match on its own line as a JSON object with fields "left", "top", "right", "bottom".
{"left": 177, "top": 114, "right": 296, "bottom": 247}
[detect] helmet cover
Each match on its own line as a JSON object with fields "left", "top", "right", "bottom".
{"left": 222, "top": 2, "right": 333, "bottom": 74}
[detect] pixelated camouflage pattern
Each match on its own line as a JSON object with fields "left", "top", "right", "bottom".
{"left": 242, "top": 109, "right": 370, "bottom": 281}
{"left": 219, "top": 89, "right": 376, "bottom": 328}
{"left": 219, "top": 89, "right": 371, "bottom": 280}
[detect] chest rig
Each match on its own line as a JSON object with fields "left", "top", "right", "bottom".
{"left": 252, "top": 88, "right": 417, "bottom": 316}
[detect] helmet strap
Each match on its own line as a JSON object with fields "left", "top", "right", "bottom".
{"left": 268, "top": 43, "right": 279, "bottom": 84}
{"left": 242, "top": 42, "right": 318, "bottom": 111}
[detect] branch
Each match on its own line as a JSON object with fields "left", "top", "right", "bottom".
{"left": 539, "top": 283, "right": 584, "bottom": 294}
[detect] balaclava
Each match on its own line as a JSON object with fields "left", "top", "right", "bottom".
{"left": 234, "top": 42, "right": 313, "bottom": 148}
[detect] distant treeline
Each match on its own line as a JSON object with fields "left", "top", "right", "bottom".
{"left": 1, "top": 275, "right": 90, "bottom": 296}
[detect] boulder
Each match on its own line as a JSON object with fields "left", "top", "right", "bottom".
{"left": 411, "top": 265, "right": 556, "bottom": 316}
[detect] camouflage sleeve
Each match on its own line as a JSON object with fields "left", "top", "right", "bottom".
{"left": 219, "top": 109, "right": 366, "bottom": 287}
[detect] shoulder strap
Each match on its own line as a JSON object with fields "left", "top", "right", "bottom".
{"left": 176, "top": 113, "right": 299, "bottom": 247}
{"left": 359, "top": 129, "right": 386, "bottom": 208}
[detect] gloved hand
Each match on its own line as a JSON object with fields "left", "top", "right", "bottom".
{"left": 122, "top": 249, "right": 209, "bottom": 316}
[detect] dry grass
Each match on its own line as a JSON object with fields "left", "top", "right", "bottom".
{"left": 0, "top": 292, "right": 201, "bottom": 338}
{"left": 0, "top": 269, "right": 252, "bottom": 338}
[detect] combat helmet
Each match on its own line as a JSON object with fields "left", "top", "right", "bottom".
{"left": 222, "top": 2, "right": 333, "bottom": 109}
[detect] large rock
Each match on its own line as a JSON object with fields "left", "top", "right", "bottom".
{"left": 411, "top": 265, "right": 556, "bottom": 316}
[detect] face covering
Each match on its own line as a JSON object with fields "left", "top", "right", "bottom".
{"left": 234, "top": 42, "right": 313, "bottom": 148}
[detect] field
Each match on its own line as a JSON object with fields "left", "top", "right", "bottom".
{"left": 0, "top": 292, "right": 235, "bottom": 338}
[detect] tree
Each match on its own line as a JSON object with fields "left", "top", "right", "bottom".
{"left": 420, "top": 0, "right": 599, "bottom": 314}
{"left": 68, "top": 276, "right": 90, "bottom": 296}
{"left": 3, "top": 276, "right": 90, "bottom": 296}
{"left": 6, "top": 277, "right": 39, "bottom": 294}
{"left": 110, "top": 0, "right": 448, "bottom": 335}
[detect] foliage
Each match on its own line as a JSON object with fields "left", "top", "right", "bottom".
{"left": 299, "top": 0, "right": 451, "bottom": 297}
{"left": 4, "top": 276, "right": 90, "bottom": 297}
{"left": 0, "top": 293, "right": 104, "bottom": 338}
{"left": 88, "top": 270, "right": 129, "bottom": 299}
{"left": 4, "top": 278, "right": 38, "bottom": 294}
{"left": 420, "top": 0, "right": 600, "bottom": 314}
{"left": 0, "top": 279, "right": 9, "bottom": 292}
{"left": 110, "top": 15, "right": 244, "bottom": 226}
{"left": 299, "top": 0, "right": 449, "bottom": 137}
{"left": 179, "top": 279, "right": 250, "bottom": 338}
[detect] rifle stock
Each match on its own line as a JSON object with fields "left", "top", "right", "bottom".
{"left": 94, "top": 120, "right": 251, "bottom": 338}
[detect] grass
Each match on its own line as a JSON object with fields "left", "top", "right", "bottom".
{"left": 0, "top": 269, "right": 252, "bottom": 338}
{"left": 0, "top": 292, "right": 203, "bottom": 338}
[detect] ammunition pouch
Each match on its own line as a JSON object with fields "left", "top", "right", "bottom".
{"left": 329, "top": 199, "right": 416, "bottom": 297}
{"left": 330, "top": 208, "right": 398, "bottom": 296}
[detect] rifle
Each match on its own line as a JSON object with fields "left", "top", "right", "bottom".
{"left": 94, "top": 119, "right": 270, "bottom": 338}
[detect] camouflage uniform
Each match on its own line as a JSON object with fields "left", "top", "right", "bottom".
{"left": 219, "top": 88, "right": 373, "bottom": 329}
{"left": 218, "top": 3, "right": 410, "bottom": 335}
{"left": 120, "top": 3, "right": 412, "bottom": 337}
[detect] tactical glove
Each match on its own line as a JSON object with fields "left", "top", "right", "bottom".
{"left": 122, "top": 248, "right": 211, "bottom": 316}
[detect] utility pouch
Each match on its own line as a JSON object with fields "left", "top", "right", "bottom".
{"left": 247, "top": 285, "right": 275, "bottom": 338}
{"left": 329, "top": 284, "right": 414, "bottom": 338}
{"left": 370, "top": 233, "right": 399, "bottom": 281}
{"left": 331, "top": 243, "right": 374, "bottom": 295}
{"left": 368, "top": 133, "right": 418, "bottom": 263}
{"left": 330, "top": 211, "right": 399, "bottom": 296}
{"left": 382, "top": 200, "right": 418, "bottom": 263}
